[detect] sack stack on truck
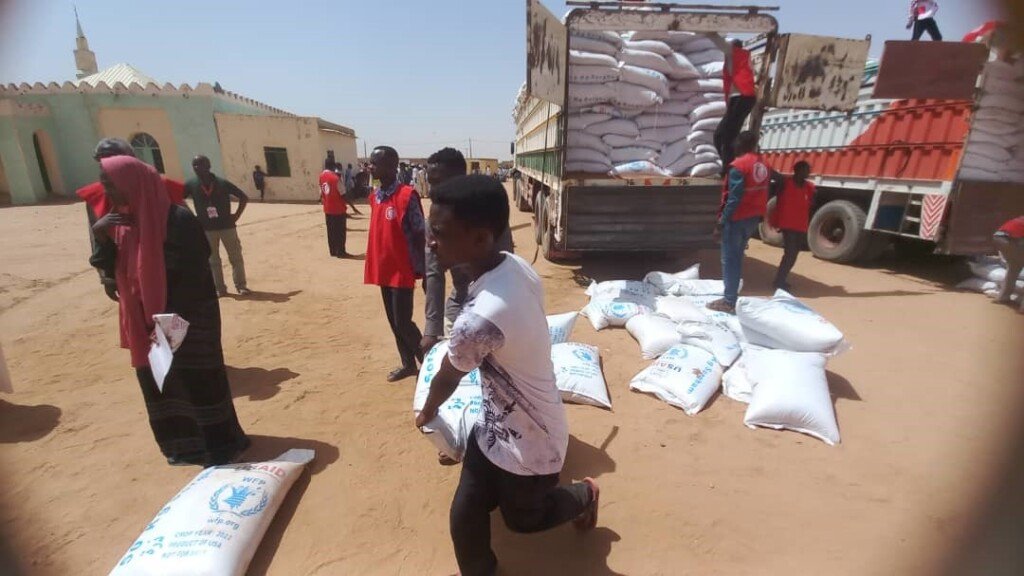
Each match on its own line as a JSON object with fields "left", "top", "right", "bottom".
{"left": 959, "top": 58, "right": 1024, "bottom": 183}
{"left": 566, "top": 30, "right": 727, "bottom": 178}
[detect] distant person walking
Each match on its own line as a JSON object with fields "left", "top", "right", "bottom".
{"left": 320, "top": 159, "right": 356, "bottom": 258}
{"left": 365, "top": 146, "right": 426, "bottom": 382}
{"left": 345, "top": 163, "right": 356, "bottom": 195}
{"left": 185, "top": 155, "right": 251, "bottom": 297}
{"left": 708, "top": 131, "right": 771, "bottom": 314}
{"left": 770, "top": 161, "right": 816, "bottom": 291}
{"left": 91, "top": 155, "right": 249, "bottom": 466}
{"left": 77, "top": 138, "right": 186, "bottom": 301}
{"left": 994, "top": 216, "right": 1024, "bottom": 313}
{"left": 252, "top": 165, "right": 267, "bottom": 201}
{"left": 908, "top": 0, "right": 942, "bottom": 41}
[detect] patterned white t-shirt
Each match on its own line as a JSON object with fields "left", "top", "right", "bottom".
{"left": 447, "top": 253, "right": 568, "bottom": 476}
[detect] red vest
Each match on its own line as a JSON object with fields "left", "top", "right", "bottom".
{"left": 364, "top": 184, "right": 420, "bottom": 288}
{"left": 723, "top": 45, "right": 756, "bottom": 98}
{"left": 319, "top": 170, "right": 346, "bottom": 215}
{"left": 999, "top": 216, "right": 1024, "bottom": 239}
{"left": 772, "top": 179, "right": 816, "bottom": 232}
{"left": 722, "top": 153, "right": 771, "bottom": 222}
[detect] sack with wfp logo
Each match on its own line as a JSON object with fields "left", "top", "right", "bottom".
{"left": 643, "top": 264, "right": 700, "bottom": 294}
{"left": 742, "top": 348, "right": 840, "bottom": 446}
{"left": 547, "top": 312, "right": 579, "bottom": 345}
{"left": 676, "top": 321, "right": 741, "bottom": 367}
{"left": 109, "top": 449, "right": 315, "bottom": 576}
{"left": 737, "top": 290, "right": 848, "bottom": 354}
{"left": 625, "top": 313, "right": 682, "bottom": 359}
{"left": 585, "top": 279, "right": 659, "bottom": 300}
{"left": 413, "top": 341, "right": 483, "bottom": 462}
{"left": 581, "top": 296, "right": 653, "bottom": 331}
{"left": 551, "top": 343, "right": 612, "bottom": 409}
{"left": 629, "top": 344, "right": 723, "bottom": 415}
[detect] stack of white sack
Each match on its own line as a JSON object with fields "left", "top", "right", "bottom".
{"left": 565, "top": 30, "right": 726, "bottom": 177}
{"left": 957, "top": 255, "right": 1024, "bottom": 299}
{"left": 959, "top": 58, "right": 1024, "bottom": 183}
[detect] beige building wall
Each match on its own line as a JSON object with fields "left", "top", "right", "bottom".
{"left": 96, "top": 108, "right": 184, "bottom": 180}
{"left": 320, "top": 130, "right": 358, "bottom": 182}
{"left": 215, "top": 113, "right": 356, "bottom": 202}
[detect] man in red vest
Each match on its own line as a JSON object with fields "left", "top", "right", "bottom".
{"left": 994, "top": 216, "right": 1024, "bottom": 312}
{"left": 320, "top": 158, "right": 358, "bottom": 258}
{"left": 77, "top": 138, "right": 186, "bottom": 302}
{"left": 365, "top": 145, "right": 427, "bottom": 381}
{"left": 712, "top": 37, "right": 758, "bottom": 172}
{"left": 709, "top": 131, "right": 771, "bottom": 314}
{"left": 770, "top": 160, "right": 816, "bottom": 291}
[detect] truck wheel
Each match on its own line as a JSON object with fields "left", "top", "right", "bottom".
{"left": 758, "top": 197, "right": 784, "bottom": 247}
{"left": 893, "top": 237, "right": 935, "bottom": 259}
{"left": 808, "top": 200, "right": 871, "bottom": 263}
{"left": 515, "top": 179, "right": 531, "bottom": 212}
{"left": 533, "top": 192, "right": 544, "bottom": 245}
{"left": 539, "top": 200, "right": 576, "bottom": 263}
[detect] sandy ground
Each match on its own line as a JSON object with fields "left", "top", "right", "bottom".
{"left": 0, "top": 192, "right": 1022, "bottom": 575}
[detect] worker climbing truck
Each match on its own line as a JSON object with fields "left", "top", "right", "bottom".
{"left": 513, "top": 0, "right": 870, "bottom": 261}
{"left": 759, "top": 29, "right": 1024, "bottom": 262}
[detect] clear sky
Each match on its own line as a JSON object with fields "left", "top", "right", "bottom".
{"left": 0, "top": 0, "right": 1003, "bottom": 160}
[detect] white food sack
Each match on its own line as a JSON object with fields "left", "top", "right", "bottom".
{"left": 737, "top": 290, "right": 847, "bottom": 354}
{"left": 569, "top": 83, "right": 614, "bottom": 107}
{"left": 567, "top": 113, "right": 612, "bottom": 131}
{"left": 743, "top": 349, "right": 840, "bottom": 446}
{"left": 701, "top": 62, "right": 725, "bottom": 78}
{"left": 629, "top": 344, "right": 723, "bottom": 415}
{"left": 565, "top": 162, "right": 612, "bottom": 174}
{"left": 585, "top": 118, "right": 640, "bottom": 138}
{"left": 626, "top": 313, "right": 683, "bottom": 359}
{"left": 566, "top": 147, "right": 612, "bottom": 167}
{"left": 692, "top": 117, "right": 722, "bottom": 132}
{"left": 662, "top": 278, "right": 733, "bottom": 296}
{"left": 609, "top": 81, "right": 664, "bottom": 108}
{"left": 619, "top": 65, "right": 671, "bottom": 99}
{"left": 636, "top": 114, "right": 690, "bottom": 129}
{"left": 569, "top": 65, "right": 620, "bottom": 84}
{"left": 551, "top": 343, "right": 611, "bottom": 409}
{"left": 721, "top": 357, "right": 752, "bottom": 404}
{"left": 622, "top": 39, "right": 674, "bottom": 56}
{"left": 414, "top": 341, "right": 483, "bottom": 461}
{"left": 619, "top": 48, "right": 673, "bottom": 75}
{"left": 689, "top": 162, "right": 722, "bottom": 177}
{"left": 586, "top": 279, "right": 659, "bottom": 299}
{"left": 109, "top": 449, "right": 316, "bottom": 576}
{"left": 677, "top": 321, "right": 741, "bottom": 367}
{"left": 640, "top": 126, "right": 688, "bottom": 144}
{"left": 666, "top": 53, "right": 701, "bottom": 79}
{"left": 687, "top": 130, "right": 715, "bottom": 146}
{"left": 654, "top": 296, "right": 710, "bottom": 324}
{"left": 603, "top": 134, "right": 661, "bottom": 149}
{"left": 581, "top": 297, "right": 653, "bottom": 331}
{"left": 687, "top": 48, "right": 724, "bottom": 66}
{"left": 574, "top": 30, "right": 623, "bottom": 48}
{"left": 611, "top": 146, "right": 659, "bottom": 164}
{"left": 569, "top": 36, "right": 617, "bottom": 56}
{"left": 547, "top": 312, "right": 578, "bottom": 345}
{"left": 569, "top": 50, "right": 619, "bottom": 67}
{"left": 650, "top": 99, "right": 697, "bottom": 115}
{"left": 665, "top": 155, "right": 698, "bottom": 176}
{"left": 643, "top": 264, "right": 700, "bottom": 292}
{"left": 567, "top": 130, "right": 612, "bottom": 155}
{"left": 660, "top": 139, "right": 692, "bottom": 167}
{"left": 611, "top": 160, "right": 670, "bottom": 178}
{"left": 693, "top": 101, "right": 728, "bottom": 121}
{"left": 681, "top": 36, "right": 717, "bottom": 53}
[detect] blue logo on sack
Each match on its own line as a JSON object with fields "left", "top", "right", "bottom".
{"left": 209, "top": 483, "right": 269, "bottom": 517}
{"left": 572, "top": 347, "right": 594, "bottom": 363}
{"left": 779, "top": 299, "right": 814, "bottom": 315}
{"left": 608, "top": 302, "right": 634, "bottom": 319}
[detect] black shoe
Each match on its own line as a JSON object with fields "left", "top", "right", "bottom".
{"left": 387, "top": 366, "right": 418, "bottom": 382}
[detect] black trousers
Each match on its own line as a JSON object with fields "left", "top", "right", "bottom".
{"left": 912, "top": 18, "right": 942, "bottom": 41}
{"left": 774, "top": 230, "right": 804, "bottom": 287}
{"left": 451, "top": 434, "right": 591, "bottom": 576}
{"left": 325, "top": 214, "right": 347, "bottom": 257}
{"left": 714, "top": 95, "right": 758, "bottom": 171}
{"left": 380, "top": 287, "right": 422, "bottom": 369}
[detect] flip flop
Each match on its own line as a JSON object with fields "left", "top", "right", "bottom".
{"left": 574, "top": 477, "right": 600, "bottom": 531}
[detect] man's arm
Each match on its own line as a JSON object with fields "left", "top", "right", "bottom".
{"left": 339, "top": 180, "right": 362, "bottom": 215}
{"left": 720, "top": 167, "right": 746, "bottom": 224}
{"left": 403, "top": 194, "right": 427, "bottom": 278}
{"left": 225, "top": 180, "right": 249, "bottom": 223}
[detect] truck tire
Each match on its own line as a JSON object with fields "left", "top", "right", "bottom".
{"left": 533, "top": 192, "right": 544, "bottom": 245}
{"left": 539, "top": 200, "right": 577, "bottom": 263}
{"left": 514, "top": 178, "right": 531, "bottom": 212}
{"left": 808, "top": 200, "right": 872, "bottom": 263}
{"left": 758, "top": 197, "right": 784, "bottom": 247}
{"left": 893, "top": 237, "right": 935, "bottom": 260}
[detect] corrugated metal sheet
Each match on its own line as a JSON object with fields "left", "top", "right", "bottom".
{"left": 75, "top": 63, "right": 157, "bottom": 88}
{"left": 564, "top": 185, "right": 720, "bottom": 251}
{"left": 761, "top": 99, "right": 972, "bottom": 181}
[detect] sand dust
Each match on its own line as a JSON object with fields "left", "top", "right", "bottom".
{"left": 0, "top": 192, "right": 1021, "bottom": 575}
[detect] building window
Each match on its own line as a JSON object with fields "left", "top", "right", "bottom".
{"left": 263, "top": 147, "right": 291, "bottom": 177}
{"left": 130, "top": 133, "right": 165, "bottom": 174}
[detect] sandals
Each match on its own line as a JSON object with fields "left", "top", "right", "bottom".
{"left": 574, "top": 477, "right": 600, "bottom": 531}
{"left": 387, "top": 366, "right": 418, "bottom": 382}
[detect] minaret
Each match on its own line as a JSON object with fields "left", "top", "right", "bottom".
{"left": 73, "top": 7, "right": 98, "bottom": 79}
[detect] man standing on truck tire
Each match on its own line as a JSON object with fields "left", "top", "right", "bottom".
{"left": 908, "top": 0, "right": 943, "bottom": 41}
{"left": 711, "top": 36, "right": 758, "bottom": 173}
{"left": 709, "top": 131, "right": 771, "bottom": 314}
{"left": 993, "top": 216, "right": 1024, "bottom": 313}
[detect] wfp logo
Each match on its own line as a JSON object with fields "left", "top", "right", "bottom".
{"left": 607, "top": 302, "right": 634, "bottom": 319}
{"left": 572, "top": 347, "right": 594, "bottom": 363}
{"left": 209, "top": 483, "right": 269, "bottom": 517}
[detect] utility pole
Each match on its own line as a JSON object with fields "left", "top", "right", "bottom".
{"left": 468, "top": 138, "right": 473, "bottom": 159}
{"left": 363, "top": 140, "right": 368, "bottom": 159}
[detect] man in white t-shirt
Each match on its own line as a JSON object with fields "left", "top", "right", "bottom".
{"left": 415, "top": 174, "right": 600, "bottom": 576}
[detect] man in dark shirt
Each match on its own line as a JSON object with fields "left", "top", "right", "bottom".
{"left": 184, "top": 155, "right": 251, "bottom": 297}
{"left": 252, "top": 165, "right": 267, "bottom": 202}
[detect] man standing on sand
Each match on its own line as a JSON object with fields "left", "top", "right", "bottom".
{"left": 708, "top": 131, "right": 771, "bottom": 314}
{"left": 993, "top": 216, "right": 1024, "bottom": 313}
{"left": 252, "top": 165, "right": 267, "bottom": 201}
{"left": 421, "top": 147, "right": 514, "bottom": 357}
{"left": 185, "top": 155, "right": 251, "bottom": 297}
{"left": 770, "top": 160, "right": 816, "bottom": 291}
{"left": 77, "top": 138, "right": 187, "bottom": 301}
{"left": 364, "top": 146, "right": 426, "bottom": 382}
{"left": 908, "top": 0, "right": 942, "bottom": 41}
{"left": 345, "top": 163, "right": 356, "bottom": 195}
{"left": 320, "top": 158, "right": 359, "bottom": 258}
{"left": 416, "top": 174, "right": 599, "bottom": 576}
